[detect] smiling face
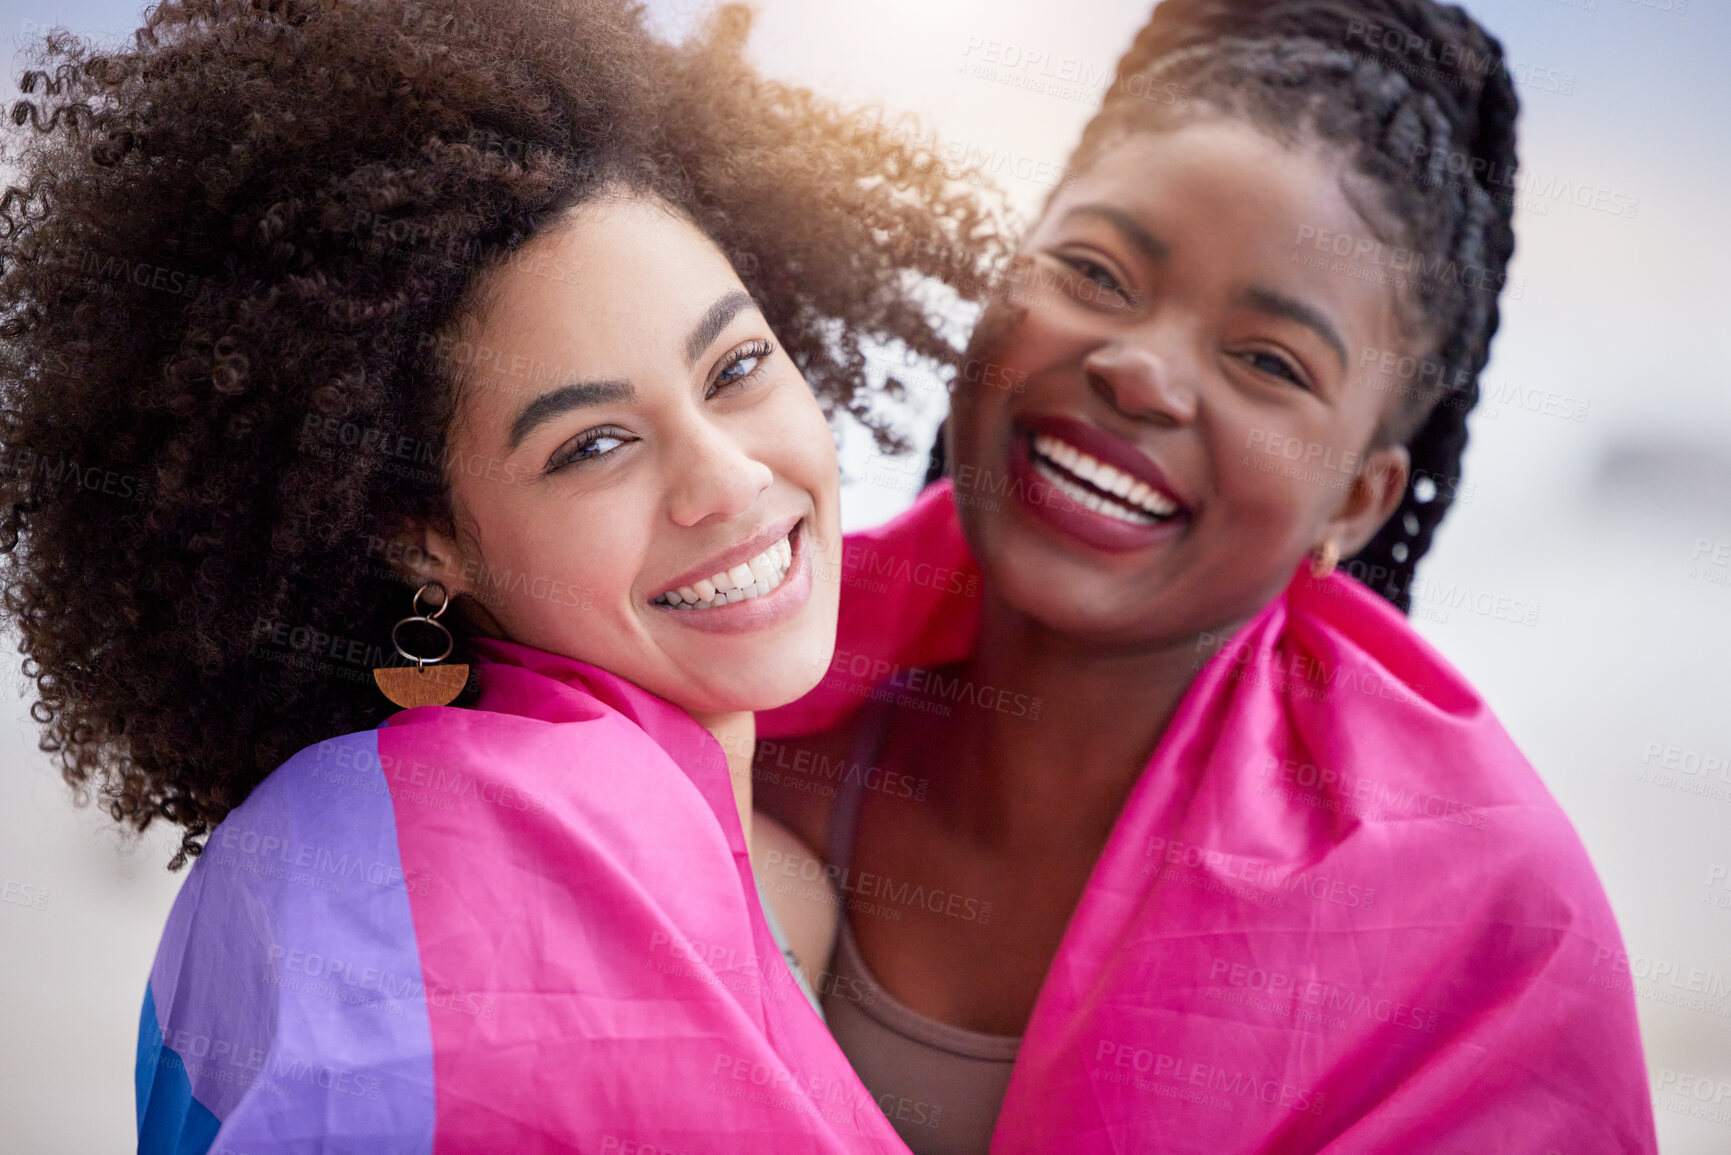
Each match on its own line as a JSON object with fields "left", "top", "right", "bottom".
{"left": 951, "top": 118, "right": 1419, "bottom": 648}
{"left": 398, "top": 193, "right": 841, "bottom": 713}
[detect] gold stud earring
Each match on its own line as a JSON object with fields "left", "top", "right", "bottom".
{"left": 372, "top": 581, "right": 470, "bottom": 708}
{"left": 1309, "top": 539, "right": 1340, "bottom": 580}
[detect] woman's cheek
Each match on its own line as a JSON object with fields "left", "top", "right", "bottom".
{"left": 775, "top": 382, "right": 840, "bottom": 503}
{"left": 1211, "top": 424, "right": 1329, "bottom": 569}
{"left": 969, "top": 299, "right": 1052, "bottom": 380}
{"left": 520, "top": 503, "right": 643, "bottom": 630}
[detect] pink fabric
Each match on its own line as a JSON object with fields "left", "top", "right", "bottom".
{"left": 760, "top": 480, "right": 1657, "bottom": 1153}
{"left": 381, "top": 639, "right": 910, "bottom": 1153}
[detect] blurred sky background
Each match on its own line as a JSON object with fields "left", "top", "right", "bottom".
{"left": 0, "top": 0, "right": 1726, "bottom": 1151}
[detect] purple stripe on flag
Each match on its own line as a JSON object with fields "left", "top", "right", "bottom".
{"left": 145, "top": 729, "right": 436, "bottom": 1149}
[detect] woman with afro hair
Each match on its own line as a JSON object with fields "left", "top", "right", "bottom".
{"left": 754, "top": 0, "right": 1658, "bottom": 1151}
{"left": 0, "top": 0, "right": 1002, "bottom": 1149}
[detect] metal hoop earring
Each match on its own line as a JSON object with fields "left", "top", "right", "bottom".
{"left": 372, "top": 581, "right": 471, "bottom": 708}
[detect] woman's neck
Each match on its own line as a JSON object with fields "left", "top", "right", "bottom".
{"left": 688, "top": 708, "right": 754, "bottom": 846}
{"left": 922, "top": 587, "right": 1243, "bottom": 853}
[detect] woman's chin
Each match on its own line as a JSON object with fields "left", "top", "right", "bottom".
{"left": 974, "top": 528, "right": 1169, "bottom": 642}
{"left": 658, "top": 640, "right": 836, "bottom": 717}
{"left": 672, "top": 685, "right": 805, "bottom": 717}
{"left": 645, "top": 579, "right": 839, "bottom": 715}
{"left": 998, "top": 569, "right": 1125, "bottom": 639}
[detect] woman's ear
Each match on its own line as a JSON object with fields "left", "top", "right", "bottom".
{"left": 387, "top": 516, "right": 470, "bottom": 594}
{"left": 387, "top": 515, "right": 510, "bottom": 640}
{"left": 1323, "top": 443, "right": 1410, "bottom": 559}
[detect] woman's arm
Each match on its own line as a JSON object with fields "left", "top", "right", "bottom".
{"left": 699, "top": 708, "right": 844, "bottom": 992}
{"left": 751, "top": 809, "right": 841, "bottom": 989}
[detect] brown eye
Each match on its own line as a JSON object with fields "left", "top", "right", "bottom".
{"left": 1241, "top": 349, "right": 1309, "bottom": 390}
{"left": 1053, "top": 253, "right": 1133, "bottom": 310}
{"left": 1064, "top": 256, "right": 1122, "bottom": 293}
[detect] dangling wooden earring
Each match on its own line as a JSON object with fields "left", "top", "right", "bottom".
{"left": 373, "top": 581, "right": 470, "bottom": 708}
{"left": 1309, "top": 539, "right": 1340, "bottom": 580}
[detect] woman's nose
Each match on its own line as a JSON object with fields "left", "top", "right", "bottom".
{"left": 665, "top": 417, "right": 774, "bottom": 528}
{"left": 1083, "top": 339, "right": 1198, "bottom": 426}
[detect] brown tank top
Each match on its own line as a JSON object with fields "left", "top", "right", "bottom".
{"left": 818, "top": 695, "right": 1021, "bottom": 1155}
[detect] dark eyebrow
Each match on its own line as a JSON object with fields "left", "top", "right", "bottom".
{"left": 1236, "top": 286, "right": 1349, "bottom": 371}
{"left": 1059, "top": 204, "right": 1169, "bottom": 264}
{"left": 686, "top": 290, "right": 759, "bottom": 367}
{"left": 507, "top": 380, "right": 634, "bottom": 453}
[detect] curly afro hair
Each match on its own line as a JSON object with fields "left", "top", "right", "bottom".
{"left": 0, "top": 0, "right": 1007, "bottom": 867}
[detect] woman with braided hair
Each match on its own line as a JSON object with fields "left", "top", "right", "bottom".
{"left": 754, "top": 1, "right": 1656, "bottom": 1151}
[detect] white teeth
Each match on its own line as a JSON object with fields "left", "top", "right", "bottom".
{"left": 1033, "top": 458, "right": 1157, "bottom": 525}
{"left": 653, "top": 531, "right": 795, "bottom": 610}
{"left": 1030, "top": 434, "right": 1181, "bottom": 519}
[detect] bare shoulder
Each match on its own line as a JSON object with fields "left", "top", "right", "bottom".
{"left": 750, "top": 809, "right": 841, "bottom": 984}
{"left": 750, "top": 712, "right": 862, "bottom": 861}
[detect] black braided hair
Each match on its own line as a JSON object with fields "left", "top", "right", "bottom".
{"left": 928, "top": 0, "right": 1519, "bottom": 612}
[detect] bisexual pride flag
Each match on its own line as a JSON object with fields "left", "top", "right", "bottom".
{"left": 136, "top": 638, "right": 908, "bottom": 1154}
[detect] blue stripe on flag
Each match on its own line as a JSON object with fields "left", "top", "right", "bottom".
{"left": 136, "top": 983, "right": 221, "bottom": 1155}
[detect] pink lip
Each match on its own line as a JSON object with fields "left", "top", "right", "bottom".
{"left": 649, "top": 519, "right": 813, "bottom": 636}
{"left": 1020, "top": 414, "right": 1187, "bottom": 511}
{"left": 651, "top": 513, "right": 802, "bottom": 602}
